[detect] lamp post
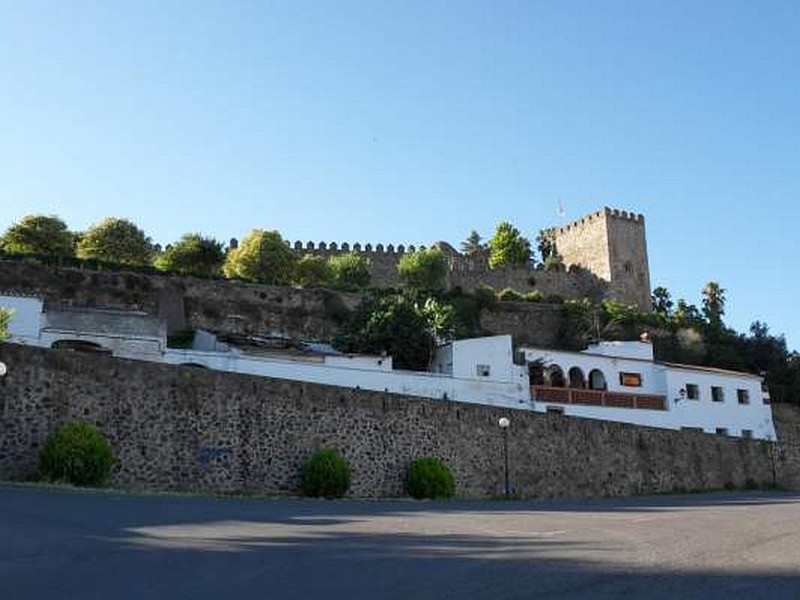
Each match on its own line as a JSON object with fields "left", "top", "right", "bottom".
{"left": 498, "top": 417, "right": 510, "bottom": 498}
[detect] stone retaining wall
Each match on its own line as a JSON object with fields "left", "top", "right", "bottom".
{"left": 0, "top": 344, "right": 789, "bottom": 498}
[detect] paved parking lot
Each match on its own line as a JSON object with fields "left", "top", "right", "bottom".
{"left": 3, "top": 486, "right": 800, "bottom": 599}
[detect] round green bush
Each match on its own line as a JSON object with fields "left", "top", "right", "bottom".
{"left": 301, "top": 448, "right": 351, "bottom": 498}
{"left": 406, "top": 457, "right": 456, "bottom": 499}
{"left": 38, "top": 421, "right": 116, "bottom": 486}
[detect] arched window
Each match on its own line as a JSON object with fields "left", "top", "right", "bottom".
{"left": 528, "top": 362, "right": 545, "bottom": 386}
{"left": 588, "top": 369, "right": 607, "bottom": 391}
{"left": 548, "top": 365, "right": 566, "bottom": 388}
{"left": 568, "top": 367, "right": 586, "bottom": 389}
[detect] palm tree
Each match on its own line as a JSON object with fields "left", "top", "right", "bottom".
{"left": 702, "top": 282, "right": 726, "bottom": 323}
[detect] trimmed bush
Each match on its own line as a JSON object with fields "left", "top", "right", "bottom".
{"left": 301, "top": 448, "right": 351, "bottom": 498}
{"left": 39, "top": 422, "right": 116, "bottom": 486}
{"left": 406, "top": 457, "right": 456, "bottom": 499}
{"left": 497, "top": 288, "right": 524, "bottom": 302}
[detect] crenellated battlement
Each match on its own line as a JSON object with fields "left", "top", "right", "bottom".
{"left": 551, "top": 206, "right": 644, "bottom": 237}
{"left": 288, "top": 241, "right": 427, "bottom": 256}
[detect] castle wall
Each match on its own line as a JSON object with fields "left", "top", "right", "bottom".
{"left": 0, "top": 259, "right": 360, "bottom": 340}
{"left": 0, "top": 344, "right": 788, "bottom": 498}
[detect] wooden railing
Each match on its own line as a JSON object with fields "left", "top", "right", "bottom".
{"left": 531, "top": 385, "right": 667, "bottom": 411}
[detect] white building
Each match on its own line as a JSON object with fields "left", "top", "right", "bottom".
{"left": 0, "top": 294, "right": 775, "bottom": 440}
{"left": 522, "top": 340, "right": 775, "bottom": 440}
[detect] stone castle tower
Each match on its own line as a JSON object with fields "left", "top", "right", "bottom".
{"left": 551, "top": 207, "right": 651, "bottom": 311}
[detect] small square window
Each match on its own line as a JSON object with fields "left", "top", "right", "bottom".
{"left": 741, "top": 429, "right": 753, "bottom": 439}
{"left": 686, "top": 384, "right": 699, "bottom": 400}
{"left": 619, "top": 372, "right": 642, "bottom": 387}
{"left": 716, "top": 428, "right": 729, "bottom": 436}
{"left": 711, "top": 386, "right": 725, "bottom": 402}
{"left": 737, "top": 389, "right": 750, "bottom": 404}
{"left": 476, "top": 364, "right": 491, "bottom": 377}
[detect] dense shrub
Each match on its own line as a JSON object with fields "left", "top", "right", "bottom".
{"left": 77, "top": 218, "right": 154, "bottom": 266}
{"left": 497, "top": 288, "right": 524, "bottom": 302}
{"left": 292, "top": 254, "right": 333, "bottom": 288}
{"left": 1, "top": 215, "right": 75, "bottom": 258}
{"left": 328, "top": 253, "right": 371, "bottom": 291}
{"left": 301, "top": 448, "right": 351, "bottom": 498}
{"left": 223, "top": 229, "right": 296, "bottom": 284}
{"left": 524, "top": 290, "right": 544, "bottom": 303}
{"left": 473, "top": 285, "right": 497, "bottom": 308}
{"left": 406, "top": 457, "right": 455, "bottom": 499}
{"left": 39, "top": 422, "right": 116, "bottom": 486}
{"left": 397, "top": 248, "right": 448, "bottom": 291}
{"left": 154, "top": 233, "right": 225, "bottom": 277}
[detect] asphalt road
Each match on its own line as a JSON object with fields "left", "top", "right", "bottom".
{"left": 3, "top": 487, "right": 800, "bottom": 599}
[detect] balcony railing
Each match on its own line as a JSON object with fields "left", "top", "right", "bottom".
{"left": 531, "top": 385, "right": 667, "bottom": 411}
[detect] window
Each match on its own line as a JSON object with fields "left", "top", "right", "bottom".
{"left": 476, "top": 364, "right": 491, "bottom": 377}
{"left": 737, "top": 389, "right": 750, "bottom": 404}
{"left": 681, "top": 426, "right": 704, "bottom": 434}
{"left": 546, "top": 406, "right": 565, "bottom": 415}
{"left": 588, "top": 369, "right": 607, "bottom": 391}
{"left": 619, "top": 372, "right": 642, "bottom": 387}
{"left": 741, "top": 429, "right": 753, "bottom": 439}
{"left": 686, "top": 384, "right": 700, "bottom": 400}
{"left": 548, "top": 366, "right": 566, "bottom": 388}
{"left": 716, "top": 428, "right": 729, "bottom": 436}
{"left": 711, "top": 386, "right": 725, "bottom": 402}
{"left": 568, "top": 367, "right": 586, "bottom": 389}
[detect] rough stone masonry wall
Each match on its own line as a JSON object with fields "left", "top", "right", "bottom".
{"left": 0, "top": 344, "right": 788, "bottom": 498}
{"left": 0, "top": 259, "right": 577, "bottom": 348}
{"left": 0, "top": 259, "right": 360, "bottom": 340}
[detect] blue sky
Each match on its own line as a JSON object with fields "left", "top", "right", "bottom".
{"left": 1, "top": 1, "right": 799, "bottom": 348}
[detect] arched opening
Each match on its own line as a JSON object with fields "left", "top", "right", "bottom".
{"left": 588, "top": 369, "right": 607, "bottom": 391}
{"left": 528, "top": 361, "right": 545, "bottom": 386}
{"left": 568, "top": 367, "right": 586, "bottom": 389}
{"left": 51, "top": 339, "right": 111, "bottom": 355}
{"left": 547, "top": 365, "right": 566, "bottom": 388}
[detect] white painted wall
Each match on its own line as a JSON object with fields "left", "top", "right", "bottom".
{"left": 522, "top": 345, "right": 776, "bottom": 440}
{"left": 521, "top": 346, "right": 666, "bottom": 395}
{"left": 450, "top": 335, "right": 518, "bottom": 383}
{"left": 1, "top": 296, "right": 43, "bottom": 343}
{"left": 584, "top": 340, "right": 655, "bottom": 361}
{"left": 165, "top": 348, "right": 531, "bottom": 408}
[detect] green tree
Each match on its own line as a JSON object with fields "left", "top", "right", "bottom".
{"left": 651, "top": 286, "right": 674, "bottom": 316}
{"left": 488, "top": 222, "right": 531, "bottom": 269}
{"left": 460, "top": 230, "right": 485, "bottom": 255}
{"left": 292, "top": 254, "right": 333, "bottom": 288}
{"left": 222, "top": 229, "right": 296, "bottom": 284}
{"left": 0, "top": 307, "right": 12, "bottom": 340}
{"left": 335, "top": 291, "right": 437, "bottom": 371}
{"left": 328, "top": 253, "right": 372, "bottom": 291}
{"left": 397, "top": 248, "right": 448, "bottom": 291}
{"left": 702, "top": 281, "right": 726, "bottom": 323}
{"left": 154, "top": 233, "right": 225, "bottom": 277}
{"left": 1, "top": 215, "right": 75, "bottom": 257}
{"left": 76, "top": 218, "right": 154, "bottom": 266}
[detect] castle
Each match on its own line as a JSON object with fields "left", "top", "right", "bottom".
{"left": 287, "top": 207, "right": 652, "bottom": 311}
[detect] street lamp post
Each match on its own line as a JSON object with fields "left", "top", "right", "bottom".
{"left": 498, "top": 417, "right": 510, "bottom": 498}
